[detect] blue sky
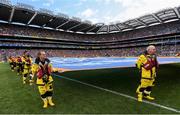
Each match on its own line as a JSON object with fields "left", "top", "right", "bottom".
{"left": 11, "top": 0, "right": 180, "bottom": 24}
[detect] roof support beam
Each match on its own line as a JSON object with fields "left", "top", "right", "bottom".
{"left": 9, "top": 6, "right": 15, "bottom": 23}
{"left": 96, "top": 25, "right": 106, "bottom": 33}
{"left": 78, "top": 25, "right": 93, "bottom": 32}
{"left": 174, "top": 7, "right": 180, "bottom": 19}
{"left": 113, "top": 24, "right": 122, "bottom": 32}
{"left": 87, "top": 25, "right": 101, "bottom": 32}
{"left": 27, "top": 12, "right": 37, "bottom": 25}
{"left": 68, "top": 22, "right": 82, "bottom": 30}
{"left": 42, "top": 18, "right": 55, "bottom": 27}
{"left": 152, "top": 14, "right": 163, "bottom": 23}
{"left": 56, "top": 20, "right": 70, "bottom": 29}
{"left": 135, "top": 19, "right": 147, "bottom": 27}
{"left": 87, "top": 27, "right": 97, "bottom": 32}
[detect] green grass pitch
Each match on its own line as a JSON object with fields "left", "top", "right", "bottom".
{"left": 0, "top": 63, "right": 180, "bottom": 114}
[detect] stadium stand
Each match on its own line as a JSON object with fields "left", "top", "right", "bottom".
{"left": 0, "top": 0, "right": 180, "bottom": 58}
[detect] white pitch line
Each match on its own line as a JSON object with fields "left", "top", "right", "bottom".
{"left": 54, "top": 74, "right": 180, "bottom": 113}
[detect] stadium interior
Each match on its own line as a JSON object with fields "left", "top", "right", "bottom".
{"left": 0, "top": 0, "right": 180, "bottom": 114}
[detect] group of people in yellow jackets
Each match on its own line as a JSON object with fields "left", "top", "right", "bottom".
{"left": 7, "top": 45, "right": 159, "bottom": 108}
{"left": 8, "top": 51, "right": 67, "bottom": 108}
{"left": 8, "top": 51, "right": 33, "bottom": 85}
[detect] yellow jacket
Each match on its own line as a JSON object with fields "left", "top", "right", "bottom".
{"left": 22, "top": 57, "right": 32, "bottom": 69}
{"left": 33, "top": 58, "right": 69, "bottom": 85}
{"left": 8, "top": 58, "right": 13, "bottom": 63}
{"left": 16, "top": 57, "right": 23, "bottom": 64}
{"left": 35, "top": 62, "right": 53, "bottom": 85}
{"left": 136, "top": 54, "right": 158, "bottom": 79}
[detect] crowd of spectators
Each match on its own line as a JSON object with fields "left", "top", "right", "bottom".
{"left": 0, "top": 20, "right": 180, "bottom": 42}
{"left": 0, "top": 20, "right": 180, "bottom": 59}
{"left": 0, "top": 45, "right": 179, "bottom": 60}
{"left": 0, "top": 36, "right": 179, "bottom": 50}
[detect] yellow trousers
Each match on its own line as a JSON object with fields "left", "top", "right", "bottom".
{"left": 37, "top": 76, "right": 54, "bottom": 98}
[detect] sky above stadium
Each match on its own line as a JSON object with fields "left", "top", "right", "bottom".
{"left": 11, "top": 0, "right": 180, "bottom": 24}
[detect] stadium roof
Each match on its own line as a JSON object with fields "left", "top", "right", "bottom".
{"left": 0, "top": 0, "right": 180, "bottom": 34}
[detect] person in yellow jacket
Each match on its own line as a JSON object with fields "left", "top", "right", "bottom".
{"left": 8, "top": 56, "right": 13, "bottom": 71}
{"left": 8, "top": 56, "right": 16, "bottom": 71}
{"left": 34, "top": 51, "right": 68, "bottom": 108}
{"left": 136, "top": 45, "right": 159, "bottom": 102}
{"left": 16, "top": 56, "right": 23, "bottom": 75}
{"left": 21, "top": 51, "right": 29, "bottom": 73}
{"left": 22, "top": 54, "right": 33, "bottom": 84}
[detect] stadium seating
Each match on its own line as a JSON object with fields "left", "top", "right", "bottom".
{"left": 0, "top": 1, "right": 180, "bottom": 58}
